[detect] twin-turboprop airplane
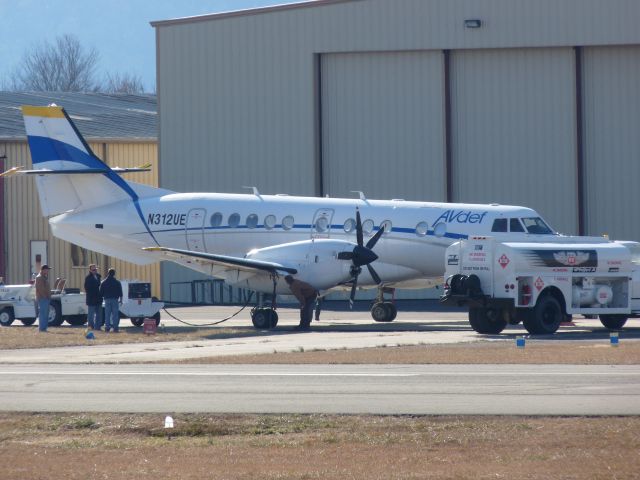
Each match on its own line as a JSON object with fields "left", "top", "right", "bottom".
{"left": 8, "top": 104, "right": 565, "bottom": 328}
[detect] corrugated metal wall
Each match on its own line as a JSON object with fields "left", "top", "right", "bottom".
{"left": 450, "top": 47, "right": 578, "bottom": 233}
{"left": 321, "top": 51, "right": 445, "bottom": 201}
{"left": 154, "top": 0, "right": 640, "bottom": 298}
{"left": 582, "top": 46, "right": 640, "bottom": 240}
{"left": 1, "top": 141, "right": 161, "bottom": 297}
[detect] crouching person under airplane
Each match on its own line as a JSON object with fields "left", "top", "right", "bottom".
{"left": 285, "top": 275, "right": 318, "bottom": 331}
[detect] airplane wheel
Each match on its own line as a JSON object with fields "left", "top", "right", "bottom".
{"left": 383, "top": 302, "right": 397, "bottom": 321}
{"left": 251, "top": 308, "right": 278, "bottom": 329}
{"left": 371, "top": 302, "right": 393, "bottom": 322}
{"left": 599, "top": 314, "right": 627, "bottom": 330}
{"left": 0, "top": 308, "right": 15, "bottom": 327}
{"left": 469, "top": 307, "right": 507, "bottom": 334}
{"left": 47, "top": 302, "right": 63, "bottom": 327}
{"left": 20, "top": 318, "right": 36, "bottom": 326}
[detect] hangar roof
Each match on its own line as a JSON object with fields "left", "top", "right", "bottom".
{"left": 0, "top": 91, "right": 156, "bottom": 141}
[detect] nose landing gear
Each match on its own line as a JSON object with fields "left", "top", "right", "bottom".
{"left": 370, "top": 287, "right": 397, "bottom": 322}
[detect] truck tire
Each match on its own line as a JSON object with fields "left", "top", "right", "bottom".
{"left": 524, "top": 295, "right": 562, "bottom": 335}
{"left": 20, "top": 318, "right": 37, "bottom": 326}
{"left": 469, "top": 307, "right": 507, "bottom": 334}
{"left": 599, "top": 314, "right": 627, "bottom": 330}
{"left": 47, "top": 302, "right": 63, "bottom": 327}
{"left": 65, "top": 315, "right": 87, "bottom": 326}
{"left": 130, "top": 317, "right": 144, "bottom": 327}
{"left": 0, "top": 308, "right": 15, "bottom": 326}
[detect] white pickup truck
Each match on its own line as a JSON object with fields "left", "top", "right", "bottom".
{"left": 440, "top": 236, "right": 640, "bottom": 335}
{"left": 0, "top": 281, "right": 163, "bottom": 327}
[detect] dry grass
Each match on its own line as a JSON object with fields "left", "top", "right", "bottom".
{"left": 176, "top": 341, "right": 640, "bottom": 365}
{"left": 0, "top": 413, "right": 639, "bottom": 479}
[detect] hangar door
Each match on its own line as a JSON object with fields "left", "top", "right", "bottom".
{"left": 320, "top": 51, "right": 445, "bottom": 201}
{"left": 450, "top": 48, "right": 577, "bottom": 235}
{"left": 582, "top": 46, "right": 640, "bottom": 241}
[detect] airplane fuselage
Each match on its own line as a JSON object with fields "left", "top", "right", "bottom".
{"left": 51, "top": 191, "right": 559, "bottom": 290}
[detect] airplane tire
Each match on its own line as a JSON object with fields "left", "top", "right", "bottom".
{"left": 47, "top": 302, "right": 63, "bottom": 327}
{"left": 523, "top": 295, "right": 562, "bottom": 335}
{"left": 251, "top": 308, "right": 278, "bottom": 329}
{"left": 383, "top": 302, "right": 397, "bottom": 321}
{"left": 0, "top": 308, "right": 15, "bottom": 327}
{"left": 468, "top": 307, "right": 507, "bottom": 334}
{"left": 20, "top": 318, "right": 36, "bottom": 326}
{"left": 599, "top": 314, "right": 628, "bottom": 330}
{"left": 371, "top": 302, "right": 391, "bottom": 322}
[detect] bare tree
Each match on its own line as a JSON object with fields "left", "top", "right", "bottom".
{"left": 14, "top": 34, "right": 100, "bottom": 92}
{"left": 102, "top": 72, "right": 145, "bottom": 94}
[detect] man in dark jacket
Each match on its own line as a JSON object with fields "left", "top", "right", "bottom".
{"left": 84, "top": 264, "right": 102, "bottom": 330}
{"left": 284, "top": 275, "right": 318, "bottom": 331}
{"left": 99, "top": 268, "right": 123, "bottom": 332}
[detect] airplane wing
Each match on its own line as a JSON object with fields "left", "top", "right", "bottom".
{"left": 142, "top": 247, "right": 298, "bottom": 277}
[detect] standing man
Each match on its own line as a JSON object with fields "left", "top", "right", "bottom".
{"left": 35, "top": 264, "right": 52, "bottom": 332}
{"left": 84, "top": 264, "right": 102, "bottom": 330}
{"left": 99, "top": 268, "right": 123, "bottom": 333}
{"left": 284, "top": 275, "right": 318, "bottom": 331}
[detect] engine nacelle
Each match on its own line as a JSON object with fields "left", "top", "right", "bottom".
{"left": 242, "top": 238, "right": 357, "bottom": 292}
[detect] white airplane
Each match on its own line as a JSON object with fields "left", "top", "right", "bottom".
{"left": 7, "top": 104, "right": 565, "bottom": 329}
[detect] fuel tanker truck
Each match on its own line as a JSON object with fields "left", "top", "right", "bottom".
{"left": 441, "top": 236, "right": 640, "bottom": 335}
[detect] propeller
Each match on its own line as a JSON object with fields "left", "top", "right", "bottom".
{"left": 337, "top": 208, "right": 384, "bottom": 308}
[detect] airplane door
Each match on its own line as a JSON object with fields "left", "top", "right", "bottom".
{"left": 311, "top": 208, "right": 334, "bottom": 238}
{"left": 185, "top": 208, "right": 207, "bottom": 251}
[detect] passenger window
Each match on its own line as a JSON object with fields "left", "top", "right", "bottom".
{"left": 228, "top": 213, "right": 240, "bottom": 228}
{"left": 343, "top": 218, "right": 356, "bottom": 233}
{"left": 379, "top": 220, "right": 392, "bottom": 234}
{"left": 264, "top": 214, "right": 276, "bottom": 230}
{"left": 491, "top": 218, "right": 507, "bottom": 232}
{"left": 282, "top": 215, "right": 294, "bottom": 230}
{"left": 415, "top": 221, "right": 429, "bottom": 236}
{"left": 362, "top": 219, "right": 374, "bottom": 234}
{"left": 315, "top": 216, "right": 329, "bottom": 233}
{"left": 510, "top": 218, "right": 525, "bottom": 232}
{"left": 246, "top": 214, "right": 258, "bottom": 229}
{"left": 210, "top": 212, "right": 223, "bottom": 227}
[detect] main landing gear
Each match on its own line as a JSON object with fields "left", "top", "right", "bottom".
{"left": 370, "top": 286, "right": 397, "bottom": 323}
{"left": 250, "top": 273, "right": 279, "bottom": 330}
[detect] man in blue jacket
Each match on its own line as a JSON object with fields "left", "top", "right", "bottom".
{"left": 99, "top": 268, "right": 123, "bottom": 332}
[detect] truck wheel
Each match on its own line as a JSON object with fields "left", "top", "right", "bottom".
{"left": 21, "top": 318, "right": 37, "bottom": 326}
{"left": 46, "top": 302, "right": 63, "bottom": 327}
{"left": 524, "top": 295, "right": 562, "bottom": 335}
{"left": 469, "top": 307, "right": 507, "bottom": 334}
{"left": 0, "top": 308, "right": 15, "bottom": 326}
{"left": 65, "top": 315, "right": 87, "bottom": 326}
{"left": 599, "top": 315, "right": 627, "bottom": 330}
{"left": 130, "top": 317, "right": 144, "bottom": 327}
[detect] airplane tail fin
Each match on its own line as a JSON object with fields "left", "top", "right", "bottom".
{"left": 19, "top": 105, "right": 169, "bottom": 217}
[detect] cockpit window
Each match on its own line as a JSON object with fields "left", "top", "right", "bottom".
{"left": 521, "top": 217, "right": 554, "bottom": 234}
{"left": 491, "top": 218, "right": 507, "bottom": 232}
{"left": 510, "top": 218, "right": 525, "bottom": 232}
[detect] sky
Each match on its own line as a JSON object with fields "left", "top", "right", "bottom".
{"left": 1, "top": 0, "right": 300, "bottom": 92}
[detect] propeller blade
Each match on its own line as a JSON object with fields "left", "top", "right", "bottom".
{"left": 355, "top": 209, "right": 363, "bottom": 247}
{"left": 367, "top": 264, "right": 381, "bottom": 285}
{"left": 366, "top": 226, "right": 384, "bottom": 250}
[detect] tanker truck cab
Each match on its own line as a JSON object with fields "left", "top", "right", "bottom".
{"left": 442, "top": 236, "right": 637, "bottom": 335}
